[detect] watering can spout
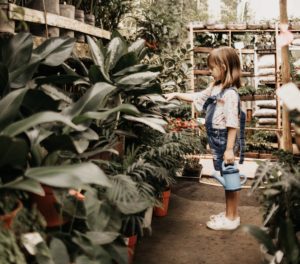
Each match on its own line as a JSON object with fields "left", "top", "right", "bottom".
{"left": 212, "top": 172, "right": 226, "bottom": 187}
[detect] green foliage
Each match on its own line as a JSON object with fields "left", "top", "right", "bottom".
{"left": 247, "top": 153, "right": 300, "bottom": 263}
{"left": 0, "top": 226, "right": 26, "bottom": 264}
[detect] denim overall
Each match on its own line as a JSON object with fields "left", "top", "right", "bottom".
{"left": 203, "top": 87, "right": 246, "bottom": 172}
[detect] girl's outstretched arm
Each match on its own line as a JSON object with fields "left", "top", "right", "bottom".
{"left": 164, "top": 92, "right": 194, "bottom": 102}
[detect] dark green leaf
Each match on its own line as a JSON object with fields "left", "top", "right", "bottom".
{"left": 3, "top": 33, "right": 33, "bottom": 71}
{"left": 35, "top": 75, "right": 80, "bottom": 86}
{"left": 63, "top": 82, "right": 116, "bottom": 118}
{"left": 113, "top": 64, "right": 148, "bottom": 77}
{"left": 0, "top": 136, "right": 28, "bottom": 168}
{"left": 0, "top": 88, "right": 28, "bottom": 131}
{"left": 22, "top": 89, "right": 59, "bottom": 113}
{"left": 88, "top": 65, "right": 106, "bottom": 84}
{"left": 33, "top": 37, "right": 75, "bottom": 66}
{"left": 0, "top": 63, "right": 8, "bottom": 93}
{"left": 112, "top": 52, "right": 139, "bottom": 75}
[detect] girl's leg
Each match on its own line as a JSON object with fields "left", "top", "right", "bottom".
{"left": 225, "top": 190, "right": 240, "bottom": 220}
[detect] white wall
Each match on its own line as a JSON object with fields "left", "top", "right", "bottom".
{"left": 248, "top": 0, "right": 300, "bottom": 20}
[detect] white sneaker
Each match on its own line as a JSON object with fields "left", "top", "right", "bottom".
{"left": 206, "top": 214, "right": 240, "bottom": 230}
{"left": 209, "top": 212, "right": 225, "bottom": 221}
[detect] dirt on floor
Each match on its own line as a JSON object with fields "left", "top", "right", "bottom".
{"left": 134, "top": 179, "right": 264, "bottom": 264}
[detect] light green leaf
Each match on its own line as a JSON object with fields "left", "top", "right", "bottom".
{"left": 105, "top": 37, "right": 127, "bottom": 71}
{"left": 116, "top": 72, "right": 159, "bottom": 86}
{"left": 2, "top": 111, "right": 85, "bottom": 136}
{"left": 86, "top": 232, "right": 119, "bottom": 245}
{"left": 0, "top": 88, "right": 28, "bottom": 131}
{"left": 123, "top": 115, "right": 166, "bottom": 133}
{"left": 128, "top": 39, "right": 145, "bottom": 54}
{"left": 50, "top": 238, "right": 70, "bottom": 264}
{"left": 73, "top": 104, "right": 140, "bottom": 124}
{"left": 1, "top": 178, "right": 44, "bottom": 195}
{"left": 25, "top": 163, "right": 111, "bottom": 188}
{"left": 33, "top": 37, "right": 75, "bottom": 66}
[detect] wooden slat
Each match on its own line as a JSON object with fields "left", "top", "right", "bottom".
{"left": 8, "top": 3, "right": 111, "bottom": 39}
{"left": 194, "top": 47, "right": 255, "bottom": 54}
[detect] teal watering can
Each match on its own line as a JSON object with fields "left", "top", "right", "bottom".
{"left": 213, "top": 162, "right": 247, "bottom": 191}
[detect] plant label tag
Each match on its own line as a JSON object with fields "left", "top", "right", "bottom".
{"left": 21, "top": 232, "right": 44, "bottom": 255}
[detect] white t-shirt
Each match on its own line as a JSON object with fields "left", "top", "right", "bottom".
{"left": 191, "top": 85, "right": 239, "bottom": 129}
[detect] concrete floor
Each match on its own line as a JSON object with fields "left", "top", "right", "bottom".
{"left": 134, "top": 180, "right": 263, "bottom": 264}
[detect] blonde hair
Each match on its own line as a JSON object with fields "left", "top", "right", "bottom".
{"left": 207, "top": 47, "right": 241, "bottom": 89}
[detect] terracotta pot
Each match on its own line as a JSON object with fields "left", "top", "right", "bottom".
{"left": 0, "top": 200, "right": 23, "bottom": 229}
{"left": 246, "top": 109, "right": 253, "bottom": 122}
{"left": 0, "top": 3, "right": 15, "bottom": 35}
{"left": 30, "top": 185, "right": 68, "bottom": 227}
{"left": 29, "top": 0, "right": 60, "bottom": 37}
{"left": 59, "top": 4, "right": 75, "bottom": 37}
{"left": 75, "top": 9, "right": 85, "bottom": 42}
{"left": 153, "top": 189, "right": 171, "bottom": 217}
{"left": 124, "top": 234, "right": 137, "bottom": 264}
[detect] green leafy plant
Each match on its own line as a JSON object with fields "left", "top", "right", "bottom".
{"left": 245, "top": 153, "right": 300, "bottom": 264}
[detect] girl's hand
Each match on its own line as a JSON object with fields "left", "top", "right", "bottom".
{"left": 224, "top": 149, "right": 235, "bottom": 164}
{"left": 164, "top": 92, "right": 178, "bottom": 101}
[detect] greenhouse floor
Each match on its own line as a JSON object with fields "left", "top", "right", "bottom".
{"left": 134, "top": 180, "right": 263, "bottom": 264}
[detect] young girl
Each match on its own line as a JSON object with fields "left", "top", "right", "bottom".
{"left": 165, "top": 46, "right": 245, "bottom": 230}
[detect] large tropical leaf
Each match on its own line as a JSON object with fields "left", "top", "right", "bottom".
{"left": 0, "top": 88, "right": 28, "bottom": 131}
{"left": 50, "top": 238, "right": 70, "bottom": 264}
{"left": 2, "top": 33, "right": 33, "bottom": 71}
{"left": 87, "top": 36, "right": 111, "bottom": 83}
{"left": 105, "top": 37, "right": 127, "bottom": 71}
{"left": 86, "top": 232, "right": 119, "bottom": 245}
{"left": 73, "top": 104, "right": 140, "bottom": 124}
{"left": 25, "top": 163, "right": 111, "bottom": 189}
{"left": 116, "top": 72, "right": 160, "bottom": 86}
{"left": 33, "top": 37, "right": 75, "bottom": 66}
{"left": 1, "top": 111, "right": 85, "bottom": 136}
{"left": 63, "top": 82, "right": 116, "bottom": 118}
{"left": 128, "top": 39, "right": 145, "bottom": 55}
{"left": 1, "top": 178, "right": 44, "bottom": 196}
{"left": 112, "top": 52, "right": 139, "bottom": 75}
{"left": 113, "top": 64, "right": 148, "bottom": 77}
{"left": 122, "top": 115, "right": 166, "bottom": 133}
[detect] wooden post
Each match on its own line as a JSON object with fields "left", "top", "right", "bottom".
{"left": 279, "top": 0, "right": 293, "bottom": 152}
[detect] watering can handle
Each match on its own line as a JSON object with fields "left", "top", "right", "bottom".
{"left": 240, "top": 174, "right": 247, "bottom": 185}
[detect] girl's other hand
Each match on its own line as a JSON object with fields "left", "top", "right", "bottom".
{"left": 164, "top": 92, "right": 178, "bottom": 101}
{"left": 224, "top": 149, "right": 235, "bottom": 164}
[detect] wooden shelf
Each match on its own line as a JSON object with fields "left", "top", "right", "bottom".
{"left": 240, "top": 94, "right": 276, "bottom": 101}
{"left": 194, "top": 47, "right": 255, "bottom": 54}
{"left": 193, "top": 69, "right": 253, "bottom": 77}
{"left": 8, "top": 3, "right": 111, "bottom": 39}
